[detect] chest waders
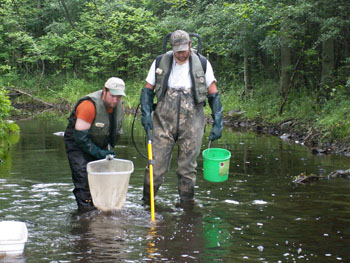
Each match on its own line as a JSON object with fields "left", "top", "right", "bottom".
{"left": 64, "top": 91, "right": 123, "bottom": 211}
{"left": 143, "top": 52, "right": 207, "bottom": 203}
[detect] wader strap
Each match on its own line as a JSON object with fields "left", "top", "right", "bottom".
{"left": 189, "top": 56, "right": 197, "bottom": 103}
{"left": 159, "top": 55, "right": 173, "bottom": 101}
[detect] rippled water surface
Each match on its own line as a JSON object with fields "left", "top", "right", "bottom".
{"left": 0, "top": 116, "right": 350, "bottom": 262}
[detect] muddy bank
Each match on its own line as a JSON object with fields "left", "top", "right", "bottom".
{"left": 225, "top": 116, "right": 350, "bottom": 157}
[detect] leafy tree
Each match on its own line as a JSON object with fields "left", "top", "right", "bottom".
{"left": 0, "top": 0, "right": 349, "bottom": 109}
{"left": 0, "top": 88, "right": 19, "bottom": 139}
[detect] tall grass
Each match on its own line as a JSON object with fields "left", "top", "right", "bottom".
{"left": 220, "top": 80, "right": 350, "bottom": 142}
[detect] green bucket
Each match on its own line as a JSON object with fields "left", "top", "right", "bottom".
{"left": 202, "top": 148, "right": 231, "bottom": 182}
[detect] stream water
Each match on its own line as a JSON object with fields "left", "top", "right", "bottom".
{"left": 0, "top": 115, "right": 349, "bottom": 262}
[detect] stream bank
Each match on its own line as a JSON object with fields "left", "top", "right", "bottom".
{"left": 8, "top": 95, "right": 350, "bottom": 158}
{"left": 225, "top": 116, "right": 350, "bottom": 157}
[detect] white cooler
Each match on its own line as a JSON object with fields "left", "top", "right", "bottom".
{"left": 0, "top": 221, "right": 28, "bottom": 256}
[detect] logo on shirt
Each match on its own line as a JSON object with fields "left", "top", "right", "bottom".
{"left": 199, "top": 77, "right": 205, "bottom": 83}
{"left": 156, "top": 68, "right": 163, "bottom": 75}
{"left": 95, "top": 122, "right": 105, "bottom": 128}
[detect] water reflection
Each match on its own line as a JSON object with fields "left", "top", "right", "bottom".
{"left": 0, "top": 116, "right": 349, "bottom": 262}
{"left": 203, "top": 214, "right": 230, "bottom": 260}
{"left": 0, "top": 256, "right": 26, "bottom": 263}
{"left": 145, "top": 206, "right": 206, "bottom": 262}
{"left": 69, "top": 210, "right": 137, "bottom": 261}
{"left": 0, "top": 133, "right": 20, "bottom": 175}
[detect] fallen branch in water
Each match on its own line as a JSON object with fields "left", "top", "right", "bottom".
{"left": 293, "top": 169, "right": 350, "bottom": 184}
{"left": 293, "top": 173, "right": 324, "bottom": 184}
{"left": 327, "top": 169, "right": 350, "bottom": 179}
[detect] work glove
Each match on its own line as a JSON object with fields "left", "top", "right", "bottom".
{"left": 140, "top": 87, "right": 155, "bottom": 133}
{"left": 73, "top": 129, "right": 115, "bottom": 159}
{"left": 208, "top": 92, "right": 224, "bottom": 141}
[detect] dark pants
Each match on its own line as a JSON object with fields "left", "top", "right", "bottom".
{"left": 65, "top": 137, "right": 96, "bottom": 211}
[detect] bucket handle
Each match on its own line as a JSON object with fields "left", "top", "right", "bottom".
{"left": 207, "top": 140, "right": 212, "bottom": 154}
{"left": 208, "top": 140, "right": 212, "bottom": 149}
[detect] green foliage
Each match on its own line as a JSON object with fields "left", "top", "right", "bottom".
{"left": 221, "top": 78, "right": 350, "bottom": 142}
{"left": 1, "top": 0, "right": 160, "bottom": 79}
{"left": 0, "top": 88, "right": 20, "bottom": 140}
{"left": 32, "top": 76, "right": 144, "bottom": 111}
{"left": 220, "top": 80, "right": 282, "bottom": 121}
{"left": 0, "top": 89, "right": 12, "bottom": 122}
{"left": 122, "top": 80, "right": 144, "bottom": 109}
{"left": 1, "top": 0, "right": 350, "bottom": 145}
{"left": 1, "top": 0, "right": 349, "bottom": 89}
{"left": 315, "top": 87, "right": 350, "bottom": 142}
{"left": 58, "top": 78, "right": 99, "bottom": 104}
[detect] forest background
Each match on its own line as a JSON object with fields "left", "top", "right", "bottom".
{"left": 0, "top": 0, "right": 350, "bottom": 151}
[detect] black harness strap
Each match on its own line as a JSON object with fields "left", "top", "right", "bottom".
{"left": 155, "top": 52, "right": 207, "bottom": 103}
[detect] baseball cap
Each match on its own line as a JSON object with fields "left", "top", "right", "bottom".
{"left": 104, "top": 77, "right": 126, "bottom": 96}
{"left": 170, "top": 30, "right": 190, "bottom": 52}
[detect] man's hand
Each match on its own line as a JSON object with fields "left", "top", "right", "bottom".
{"left": 140, "top": 87, "right": 155, "bottom": 133}
{"left": 74, "top": 129, "right": 115, "bottom": 159}
{"left": 208, "top": 92, "right": 223, "bottom": 141}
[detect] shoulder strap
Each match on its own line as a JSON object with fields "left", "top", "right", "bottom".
{"left": 155, "top": 54, "right": 164, "bottom": 83}
{"left": 155, "top": 54, "right": 164, "bottom": 69}
{"left": 198, "top": 53, "right": 207, "bottom": 73}
{"left": 157, "top": 52, "right": 206, "bottom": 73}
{"left": 155, "top": 52, "right": 207, "bottom": 82}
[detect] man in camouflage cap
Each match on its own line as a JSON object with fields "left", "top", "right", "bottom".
{"left": 140, "top": 29, "right": 223, "bottom": 206}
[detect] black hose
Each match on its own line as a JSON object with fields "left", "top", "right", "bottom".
{"left": 162, "top": 33, "right": 172, "bottom": 54}
{"left": 131, "top": 103, "right": 148, "bottom": 159}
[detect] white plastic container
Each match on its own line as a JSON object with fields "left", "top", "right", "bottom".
{"left": 87, "top": 157, "right": 134, "bottom": 211}
{"left": 0, "top": 221, "right": 28, "bottom": 256}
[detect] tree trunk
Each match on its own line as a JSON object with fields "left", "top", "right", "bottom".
{"left": 60, "top": 0, "right": 75, "bottom": 29}
{"left": 243, "top": 48, "right": 252, "bottom": 93}
{"left": 321, "top": 38, "right": 334, "bottom": 87}
{"left": 279, "top": 38, "right": 291, "bottom": 98}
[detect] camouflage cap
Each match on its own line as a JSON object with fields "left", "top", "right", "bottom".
{"left": 170, "top": 30, "right": 190, "bottom": 52}
{"left": 104, "top": 77, "right": 126, "bottom": 96}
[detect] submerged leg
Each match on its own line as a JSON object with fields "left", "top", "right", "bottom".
{"left": 67, "top": 150, "right": 95, "bottom": 211}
